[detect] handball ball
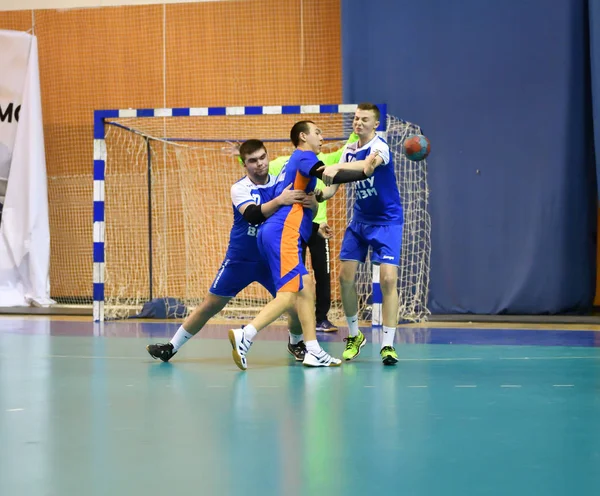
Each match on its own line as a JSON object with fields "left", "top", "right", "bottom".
{"left": 403, "top": 134, "right": 431, "bottom": 161}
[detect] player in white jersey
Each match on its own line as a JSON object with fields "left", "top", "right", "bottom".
{"left": 318, "top": 103, "right": 402, "bottom": 365}
{"left": 146, "top": 139, "right": 310, "bottom": 362}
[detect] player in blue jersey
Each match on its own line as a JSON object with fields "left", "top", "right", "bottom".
{"left": 146, "top": 139, "right": 311, "bottom": 362}
{"left": 228, "top": 121, "right": 379, "bottom": 370}
{"left": 318, "top": 103, "right": 402, "bottom": 365}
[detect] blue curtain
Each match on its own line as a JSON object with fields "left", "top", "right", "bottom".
{"left": 342, "top": 0, "right": 597, "bottom": 314}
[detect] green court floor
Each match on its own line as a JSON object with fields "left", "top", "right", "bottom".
{"left": 1, "top": 323, "right": 600, "bottom": 496}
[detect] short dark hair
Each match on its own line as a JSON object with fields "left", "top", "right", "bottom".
{"left": 239, "top": 139, "right": 266, "bottom": 162}
{"left": 290, "top": 120, "right": 314, "bottom": 147}
{"left": 357, "top": 102, "right": 380, "bottom": 122}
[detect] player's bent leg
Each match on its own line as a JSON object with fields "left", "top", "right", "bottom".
{"left": 286, "top": 309, "right": 306, "bottom": 361}
{"left": 147, "top": 293, "right": 230, "bottom": 362}
{"left": 229, "top": 292, "right": 297, "bottom": 371}
{"left": 185, "top": 293, "right": 231, "bottom": 333}
{"left": 250, "top": 291, "right": 297, "bottom": 331}
{"left": 379, "top": 263, "right": 399, "bottom": 365}
{"left": 338, "top": 260, "right": 365, "bottom": 361}
{"left": 380, "top": 264, "right": 399, "bottom": 327}
{"left": 339, "top": 260, "right": 360, "bottom": 317}
{"left": 295, "top": 275, "right": 341, "bottom": 367}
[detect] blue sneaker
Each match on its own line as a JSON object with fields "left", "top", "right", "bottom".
{"left": 316, "top": 319, "right": 338, "bottom": 332}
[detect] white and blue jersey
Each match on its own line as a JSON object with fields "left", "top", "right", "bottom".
{"left": 225, "top": 175, "right": 277, "bottom": 262}
{"left": 340, "top": 135, "right": 403, "bottom": 266}
{"left": 210, "top": 175, "right": 277, "bottom": 298}
{"left": 342, "top": 135, "right": 403, "bottom": 225}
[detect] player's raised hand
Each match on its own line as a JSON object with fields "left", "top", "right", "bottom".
{"left": 222, "top": 141, "right": 241, "bottom": 158}
{"left": 317, "top": 222, "right": 333, "bottom": 239}
{"left": 277, "top": 184, "right": 307, "bottom": 206}
{"left": 318, "top": 165, "right": 340, "bottom": 186}
{"left": 363, "top": 150, "right": 380, "bottom": 177}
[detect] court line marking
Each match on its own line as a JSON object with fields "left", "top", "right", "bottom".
{"left": 455, "top": 385, "right": 477, "bottom": 388}
{"left": 6, "top": 408, "right": 24, "bottom": 412}
{"left": 399, "top": 358, "right": 483, "bottom": 362}
{"left": 408, "top": 385, "right": 428, "bottom": 388}
{"left": 500, "top": 356, "right": 600, "bottom": 360}
{"left": 553, "top": 384, "right": 574, "bottom": 387}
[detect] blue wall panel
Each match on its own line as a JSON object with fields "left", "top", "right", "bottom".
{"left": 342, "top": 0, "right": 596, "bottom": 314}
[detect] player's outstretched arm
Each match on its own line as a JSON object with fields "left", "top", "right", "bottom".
{"left": 320, "top": 152, "right": 382, "bottom": 186}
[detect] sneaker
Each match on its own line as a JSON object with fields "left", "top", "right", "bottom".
{"left": 380, "top": 346, "right": 398, "bottom": 365}
{"left": 303, "top": 348, "right": 342, "bottom": 367}
{"left": 287, "top": 339, "right": 307, "bottom": 361}
{"left": 316, "top": 319, "right": 338, "bottom": 332}
{"left": 146, "top": 343, "right": 177, "bottom": 362}
{"left": 228, "top": 328, "right": 252, "bottom": 371}
{"left": 342, "top": 330, "right": 366, "bottom": 361}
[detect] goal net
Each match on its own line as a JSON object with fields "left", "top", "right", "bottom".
{"left": 93, "top": 105, "right": 430, "bottom": 323}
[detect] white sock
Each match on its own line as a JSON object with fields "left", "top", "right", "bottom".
{"left": 243, "top": 324, "right": 258, "bottom": 341}
{"left": 289, "top": 332, "right": 303, "bottom": 345}
{"left": 382, "top": 326, "right": 396, "bottom": 348}
{"left": 305, "top": 340, "right": 321, "bottom": 354}
{"left": 170, "top": 326, "right": 193, "bottom": 351}
{"left": 346, "top": 314, "right": 359, "bottom": 337}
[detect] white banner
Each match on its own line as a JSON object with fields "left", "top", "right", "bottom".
{"left": 0, "top": 30, "right": 53, "bottom": 307}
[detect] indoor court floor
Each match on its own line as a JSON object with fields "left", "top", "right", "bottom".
{"left": 1, "top": 315, "right": 599, "bottom": 495}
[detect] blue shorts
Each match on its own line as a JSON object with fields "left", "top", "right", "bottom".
{"left": 258, "top": 223, "right": 308, "bottom": 293}
{"left": 339, "top": 220, "right": 403, "bottom": 266}
{"left": 209, "top": 258, "right": 277, "bottom": 298}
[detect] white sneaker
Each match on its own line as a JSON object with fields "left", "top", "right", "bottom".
{"left": 303, "top": 349, "right": 342, "bottom": 367}
{"left": 228, "top": 328, "right": 252, "bottom": 371}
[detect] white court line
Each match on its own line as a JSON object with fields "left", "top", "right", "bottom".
{"left": 500, "top": 356, "right": 600, "bottom": 361}
{"left": 455, "top": 385, "right": 477, "bottom": 388}
{"left": 399, "top": 358, "right": 483, "bottom": 362}
{"left": 6, "top": 408, "right": 24, "bottom": 412}
{"left": 364, "top": 385, "right": 375, "bottom": 388}
{"left": 408, "top": 385, "right": 428, "bottom": 388}
{"left": 553, "top": 384, "right": 575, "bottom": 387}
{"left": 0, "top": 354, "right": 140, "bottom": 360}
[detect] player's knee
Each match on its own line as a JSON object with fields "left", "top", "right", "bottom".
{"left": 276, "top": 291, "right": 297, "bottom": 307}
{"left": 303, "top": 274, "right": 315, "bottom": 288}
{"left": 380, "top": 272, "right": 398, "bottom": 293}
{"left": 339, "top": 268, "right": 355, "bottom": 286}
{"left": 200, "top": 294, "right": 228, "bottom": 313}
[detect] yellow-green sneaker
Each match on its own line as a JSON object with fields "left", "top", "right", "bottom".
{"left": 342, "top": 330, "right": 366, "bottom": 361}
{"left": 380, "top": 346, "right": 398, "bottom": 366}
